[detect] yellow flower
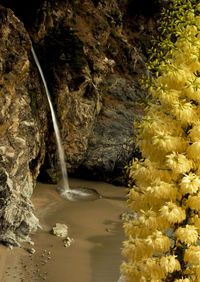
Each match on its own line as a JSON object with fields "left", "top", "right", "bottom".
{"left": 184, "top": 84, "right": 200, "bottom": 103}
{"left": 197, "top": 3, "right": 200, "bottom": 12}
{"left": 171, "top": 100, "right": 197, "bottom": 125}
{"left": 176, "top": 225, "right": 198, "bottom": 245}
{"left": 184, "top": 265, "right": 200, "bottom": 281}
{"left": 122, "top": 237, "right": 153, "bottom": 261}
{"left": 160, "top": 202, "right": 186, "bottom": 224}
{"left": 187, "top": 142, "right": 200, "bottom": 160}
{"left": 146, "top": 180, "right": 178, "bottom": 201}
{"left": 192, "top": 215, "right": 200, "bottom": 232}
{"left": 184, "top": 245, "right": 200, "bottom": 265}
{"left": 166, "top": 152, "right": 193, "bottom": 174}
{"left": 180, "top": 173, "right": 200, "bottom": 195}
{"left": 186, "top": 194, "right": 200, "bottom": 211}
{"left": 160, "top": 255, "right": 181, "bottom": 273}
{"left": 189, "top": 122, "right": 200, "bottom": 142}
{"left": 152, "top": 132, "right": 186, "bottom": 153}
{"left": 124, "top": 210, "right": 170, "bottom": 238}
{"left": 145, "top": 230, "right": 171, "bottom": 253}
{"left": 120, "top": 261, "right": 142, "bottom": 282}
{"left": 131, "top": 158, "right": 172, "bottom": 187}
{"left": 143, "top": 257, "right": 165, "bottom": 280}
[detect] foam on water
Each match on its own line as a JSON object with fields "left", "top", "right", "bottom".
{"left": 58, "top": 187, "right": 102, "bottom": 201}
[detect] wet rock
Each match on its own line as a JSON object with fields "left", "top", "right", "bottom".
{"left": 52, "top": 223, "right": 68, "bottom": 238}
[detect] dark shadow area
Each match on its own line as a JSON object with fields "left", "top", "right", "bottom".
{"left": 0, "top": 0, "right": 43, "bottom": 28}
{"left": 127, "top": 0, "right": 163, "bottom": 17}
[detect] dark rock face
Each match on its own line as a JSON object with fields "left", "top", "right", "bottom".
{"left": 77, "top": 75, "right": 145, "bottom": 180}
{"left": 0, "top": 6, "right": 47, "bottom": 245}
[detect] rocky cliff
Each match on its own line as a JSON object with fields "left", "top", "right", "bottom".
{"left": 0, "top": 0, "right": 168, "bottom": 244}
{"left": 0, "top": 5, "right": 48, "bottom": 245}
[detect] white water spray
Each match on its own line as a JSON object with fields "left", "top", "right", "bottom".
{"left": 31, "top": 47, "right": 70, "bottom": 192}
{"left": 31, "top": 46, "right": 100, "bottom": 201}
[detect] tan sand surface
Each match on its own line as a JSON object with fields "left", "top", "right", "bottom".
{"left": 0, "top": 178, "right": 127, "bottom": 282}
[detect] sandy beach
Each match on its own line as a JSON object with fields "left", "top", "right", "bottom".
{"left": 0, "top": 178, "right": 127, "bottom": 282}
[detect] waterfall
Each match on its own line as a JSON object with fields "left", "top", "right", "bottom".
{"left": 31, "top": 46, "right": 101, "bottom": 201}
{"left": 31, "top": 47, "right": 70, "bottom": 192}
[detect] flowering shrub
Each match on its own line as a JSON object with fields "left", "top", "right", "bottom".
{"left": 121, "top": 0, "right": 200, "bottom": 281}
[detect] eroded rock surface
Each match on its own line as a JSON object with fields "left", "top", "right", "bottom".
{"left": 0, "top": 6, "right": 47, "bottom": 245}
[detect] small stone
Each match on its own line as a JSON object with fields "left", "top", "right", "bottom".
{"left": 52, "top": 223, "right": 68, "bottom": 238}
{"left": 63, "top": 237, "right": 73, "bottom": 248}
{"left": 25, "top": 248, "right": 35, "bottom": 254}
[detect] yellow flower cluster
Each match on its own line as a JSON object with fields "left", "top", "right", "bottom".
{"left": 176, "top": 225, "right": 198, "bottom": 246}
{"left": 121, "top": 0, "right": 200, "bottom": 281}
{"left": 121, "top": 255, "right": 181, "bottom": 282}
{"left": 180, "top": 173, "right": 200, "bottom": 195}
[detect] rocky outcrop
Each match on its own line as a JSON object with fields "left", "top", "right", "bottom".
{"left": 0, "top": 6, "right": 47, "bottom": 245}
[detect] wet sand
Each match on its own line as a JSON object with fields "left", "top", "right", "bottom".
{"left": 0, "top": 178, "right": 127, "bottom": 282}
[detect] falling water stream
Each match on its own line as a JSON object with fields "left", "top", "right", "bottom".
{"left": 31, "top": 46, "right": 100, "bottom": 201}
